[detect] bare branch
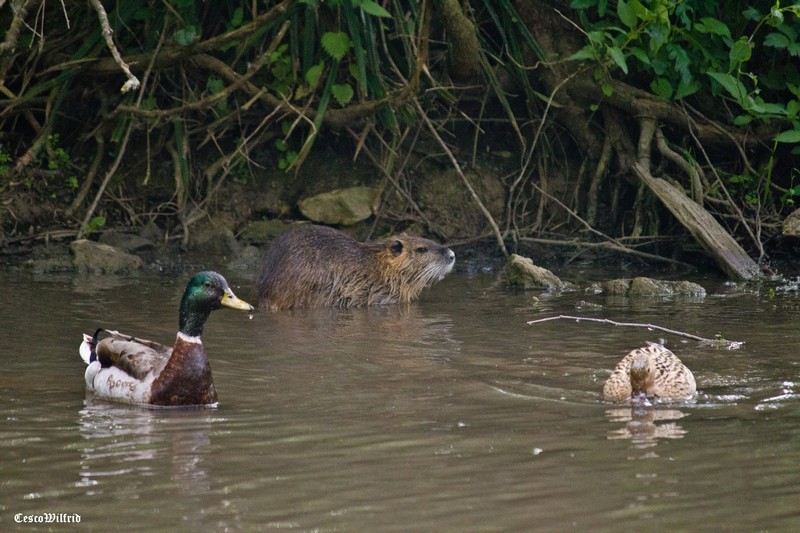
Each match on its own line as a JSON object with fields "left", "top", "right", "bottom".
{"left": 526, "top": 315, "right": 744, "bottom": 349}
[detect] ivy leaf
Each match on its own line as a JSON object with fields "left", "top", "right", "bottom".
{"left": 358, "top": 0, "right": 391, "bottom": 18}
{"left": 321, "top": 32, "right": 353, "bottom": 61}
{"left": 331, "top": 83, "right": 354, "bottom": 106}
{"left": 775, "top": 129, "right": 800, "bottom": 143}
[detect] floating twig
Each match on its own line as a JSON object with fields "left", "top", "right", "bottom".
{"left": 527, "top": 315, "right": 744, "bottom": 349}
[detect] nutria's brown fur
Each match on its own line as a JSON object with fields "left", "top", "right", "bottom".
{"left": 255, "top": 225, "right": 456, "bottom": 310}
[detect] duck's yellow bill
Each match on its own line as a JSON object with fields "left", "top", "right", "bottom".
{"left": 221, "top": 290, "right": 254, "bottom": 313}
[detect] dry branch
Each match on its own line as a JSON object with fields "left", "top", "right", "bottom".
{"left": 527, "top": 315, "right": 744, "bottom": 349}
{"left": 634, "top": 118, "right": 761, "bottom": 280}
{"left": 88, "top": 0, "right": 140, "bottom": 93}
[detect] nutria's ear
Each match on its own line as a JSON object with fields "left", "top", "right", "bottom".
{"left": 390, "top": 239, "right": 404, "bottom": 256}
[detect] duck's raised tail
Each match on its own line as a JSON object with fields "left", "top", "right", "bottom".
{"left": 79, "top": 328, "right": 105, "bottom": 365}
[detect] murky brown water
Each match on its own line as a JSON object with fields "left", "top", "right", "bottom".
{"left": 2, "top": 262, "right": 800, "bottom": 531}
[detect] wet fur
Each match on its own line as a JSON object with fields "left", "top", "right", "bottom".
{"left": 255, "top": 225, "right": 455, "bottom": 310}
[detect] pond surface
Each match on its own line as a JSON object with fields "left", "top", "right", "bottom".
{"left": 2, "top": 260, "right": 800, "bottom": 531}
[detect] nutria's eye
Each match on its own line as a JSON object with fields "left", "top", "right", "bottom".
{"left": 390, "top": 240, "right": 404, "bottom": 256}
{"left": 415, "top": 246, "right": 428, "bottom": 254}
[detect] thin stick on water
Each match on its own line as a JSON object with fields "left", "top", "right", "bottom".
{"left": 526, "top": 315, "right": 744, "bottom": 349}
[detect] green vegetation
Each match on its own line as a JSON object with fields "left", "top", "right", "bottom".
{"left": 0, "top": 1, "right": 797, "bottom": 275}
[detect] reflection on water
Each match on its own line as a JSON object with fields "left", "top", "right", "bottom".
{"left": 77, "top": 402, "right": 214, "bottom": 497}
{"left": 3, "top": 268, "right": 800, "bottom": 530}
{"left": 605, "top": 406, "right": 689, "bottom": 447}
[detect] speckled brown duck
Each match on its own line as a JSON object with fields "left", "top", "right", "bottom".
{"left": 79, "top": 271, "right": 253, "bottom": 406}
{"left": 603, "top": 342, "right": 696, "bottom": 402}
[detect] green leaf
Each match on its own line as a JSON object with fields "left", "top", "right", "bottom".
{"left": 787, "top": 100, "right": 800, "bottom": 119}
{"left": 764, "top": 32, "right": 790, "bottom": 49}
{"left": 674, "top": 79, "right": 701, "bottom": 99}
{"left": 650, "top": 78, "right": 673, "bottom": 99}
{"left": 174, "top": 25, "right": 198, "bottom": 46}
{"left": 629, "top": 47, "right": 650, "bottom": 65}
{"left": 321, "top": 32, "right": 353, "bottom": 61}
{"left": 587, "top": 31, "right": 606, "bottom": 45}
{"left": 742, "top": 7, "right": 761, "bottom": 21}
{"left": 753, "top": 101, "right": 786, "bottom": 115}
{"left": 358, "top": 0, "right": 391, "bottom": 18}
{"left": 230, "top": 7, "right": 244, "bottom": 28}
{"left": 694, "top": 17, "right": 731, "bottom": 39}
{"left": 733, "top": 115, "right": 753, "bottom": 126}
{"left": 768, "top": 7, "right": 784, "bottom": 26}
{"left": 568, "top": 46, "right": 597, "bottom": 62}
{"left": 617, "top": 0, "right": 637, "bottom": 29}
{"left": 707, "top": 71, "right": 749, "bottom": 102}
{"left": 570, "top": 0, "right": 597, "bottom": 9}
{"left": 305, "top": 63, "right": 324, "bottom": 87}
{"left": 775, "top": 129, "right": 800, "bottom": 143}
{"left": 206, "top": 76, "right": 224, "bottom": 94}
{"left": 607, "top": 46, "right": 628, "bottom": 74}
{"left": 729, "top": 38, "right": 752, "bottom": 69}
{"left": 331, "top": 83, "right": 354, "bottom": 106}
{"left": 601, "top": 82, "right": 613, "bottom": 97}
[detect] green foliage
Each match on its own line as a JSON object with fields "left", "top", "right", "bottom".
{"left": 82, "top": 216, "right": 106, "bottom": 236}
{"left": 569, "top": 1, "right": 800, "bottom": 109}
{"left": 321, "top": 32, "right": 353, "bottom": 61}
{"left": 275, "top": 121, "right": 298, "bottom": 171}
{"left": 45, "top": 135, "right": 69, "bottom": 172}
{"left": 569, "top": 0, "right": 800, "bottom": 193}
{"left": 0, "top": 148, "right": 11, "bottom": 178}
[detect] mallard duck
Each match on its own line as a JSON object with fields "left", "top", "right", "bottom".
{"left": 79, "top": 271, "right": 253, "bottom": 406}
{"left": 603, "top": 342, "right": 696, "bottom": 402}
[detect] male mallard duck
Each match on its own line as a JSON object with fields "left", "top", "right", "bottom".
{"left": 79, "top": 271, "right": 253, "bottom": 406}
{"left": 603, "top": 342, "right": 696, "bottom": 402}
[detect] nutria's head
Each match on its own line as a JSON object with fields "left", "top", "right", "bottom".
{"left": 629, "top": 351, "right": 656, "bottom": 399}
{"left": 372, "top": 235, "right": 455, "bottom": 299}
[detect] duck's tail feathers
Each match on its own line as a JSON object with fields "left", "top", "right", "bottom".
{"left": 79, "top": 328, "right": 106, "bottom": 365}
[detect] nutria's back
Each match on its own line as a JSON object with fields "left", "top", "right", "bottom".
{"left": 255, "top": 225, "right": 455, "bottom": 310}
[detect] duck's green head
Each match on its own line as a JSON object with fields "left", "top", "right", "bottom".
{"left": 179, "top": 271, "right": 254, "bottom": 337}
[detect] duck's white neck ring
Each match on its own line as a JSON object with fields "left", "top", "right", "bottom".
{"left": 177, "top": 331, "right": 202, "bottom": 344}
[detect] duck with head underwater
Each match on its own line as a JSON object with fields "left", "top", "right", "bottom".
{"left": 79, "top": 271, "right": 254, "bottom": 406}
{"left": 603, "top": 341, "right": 697, "bottom": 403}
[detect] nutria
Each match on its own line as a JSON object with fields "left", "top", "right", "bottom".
{"left": 255, "top": 225, "right": 456, "bottom": 310}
